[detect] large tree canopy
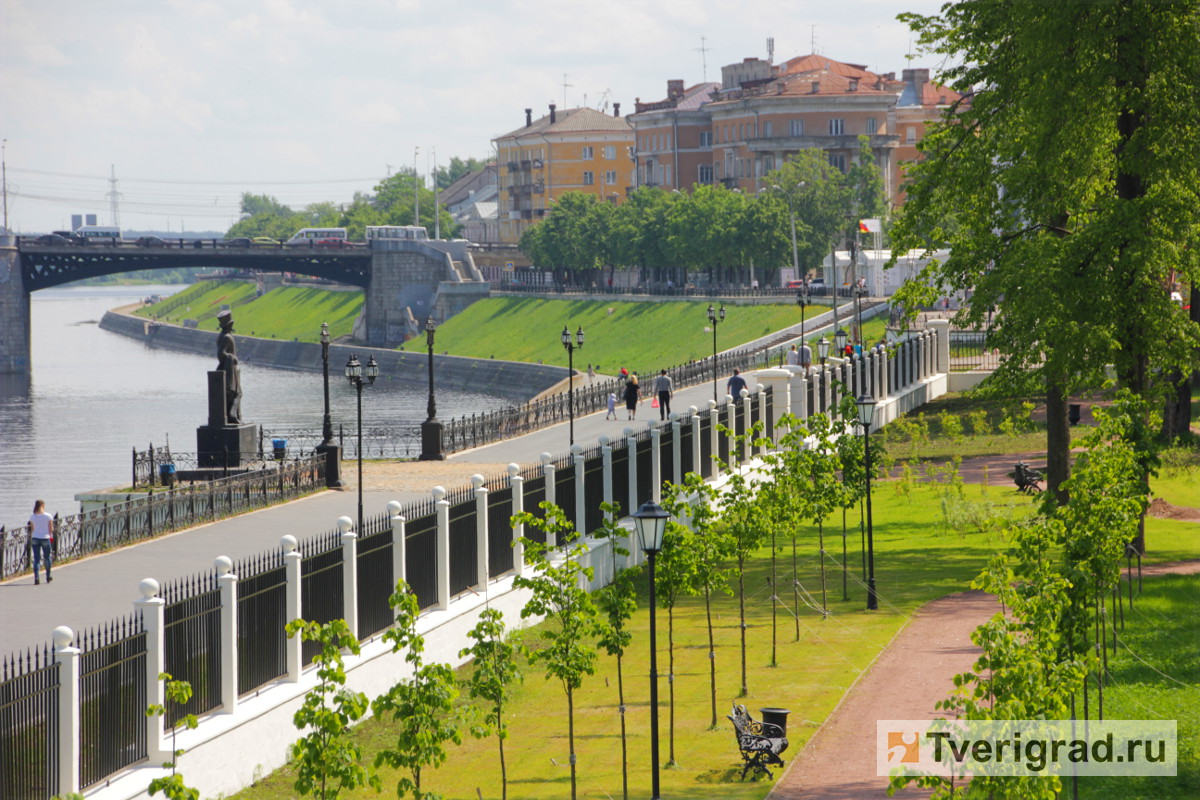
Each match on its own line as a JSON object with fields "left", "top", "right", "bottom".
{"left": 891, "top": 0, "right": 1200, "bottom": 509}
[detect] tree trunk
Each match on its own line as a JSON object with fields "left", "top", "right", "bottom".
{"left": 705, "top": 585, "right": 718, "bottom": 729}
{"left": 738, "top": 554, "right": 748, "bottom": 697}
{"left": 1045, "top": 375, "right": 1071, "bottom": 504}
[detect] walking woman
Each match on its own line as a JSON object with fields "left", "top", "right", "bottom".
{"left": 623, "top": 374, "right": 642, "bottom": 420}
{"left": 28, "top": 499, "right": 54, "bottom": 584}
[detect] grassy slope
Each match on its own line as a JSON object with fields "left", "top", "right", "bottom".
{"left": 135, "top": 282, "right": 362, "bottom": 339}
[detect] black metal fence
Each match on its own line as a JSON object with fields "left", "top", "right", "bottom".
{"left": 1, "top": 456, "right": 325, "bottom": 581}
{"left": 948, "top": 330, "right": 1003, "bottom": 371}
{"left": 0, "top": 648, "right": 59, "bottom": 800}
{"left": 236, "top": 554, "right": 288, "bottom": 696}
{"left": 162, "top": 575, "right": 222, "bottom": 726}
{"left": 77, "top": 617, "right": 147, "bottom": 788}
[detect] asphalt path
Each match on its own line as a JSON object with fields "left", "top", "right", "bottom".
{"left": 0, "top": 371, "right": 755, "bottom": 656}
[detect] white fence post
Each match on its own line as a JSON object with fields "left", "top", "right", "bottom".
{"left": 339, "top": 516, "right": 358, "bottom": 637}
{"left": 708, "top": 399, "right": 721, "bottom": 478}
{"left": 542, "top": 452, "right": 557, "bottom": 549}
{"left": 389, "top": 501, "right": 406, "bottom": 589}
{"left": 649, "top": 421, "right": 662, "bottom": 503}
{"left": 509, "top": 464, "right": 525, "bottom": 576}
{"left": 624, "top": 427, "right": 638, "bottom": 516}
{"left": 689, "top": 406, "right": 701, "bottom": 477}
{"left": 600, "top": 435, "right": 613, "bottom": 520}
{"left": 53, "top": 626, "right": 81, "bottom": 796}
{"left": 572, "top": 444, "right": 586, "bottom": 536}
{"left": 739, "top": 389, "right": 752, "bottom": 462}
{"left": 473, "top": 474, "right": 489, "bottom": 589}
{"left": 670, "top": 412, "right": 682, "bottom": 486}
{"left": 281, "top": 535, "right": 302, "bottom": 683}
{"left": 215, "top": 555, "right": 239, "bottom": 714}
{"left": 433, "top": 486, "right": 450, "bottom": 611}
{"left": 757, "top": 385, "right": 768, "bottom": 455}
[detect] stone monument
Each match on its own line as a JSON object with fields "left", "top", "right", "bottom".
{"left": 197, "top": 309, "right": 257, "bottom": 467}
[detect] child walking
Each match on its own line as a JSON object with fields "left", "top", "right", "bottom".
{"left": 606, "top": 391, "right": 617, "bottom": 420}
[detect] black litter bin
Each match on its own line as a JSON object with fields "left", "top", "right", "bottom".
{"left": 272, "top": 438, "right": 288, "bottom": 460}
{"left": 759, "top": 707, "right": 791, "bottom": 737}
{"left": 159, "top": 463, "right": 176, "bottom": 487}
{"left": 1069, "top": 404, "right": 1082, "bottom": 425}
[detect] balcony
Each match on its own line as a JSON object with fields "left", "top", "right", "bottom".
{"left": 745, "top": 133, "right": 899, "bottom": 153}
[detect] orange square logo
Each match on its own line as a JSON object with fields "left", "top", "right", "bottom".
{"left": 887, "top": 731, "right": 920, "bottom": 764}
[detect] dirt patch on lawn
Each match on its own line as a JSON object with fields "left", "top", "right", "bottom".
{"left": 1147, "top": 496, "right": 1200, "bottom": 522}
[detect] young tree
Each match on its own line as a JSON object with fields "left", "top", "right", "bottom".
{"left": 459, "top": 608, "right": 522, "bottom": 800}
{"left": 285, "top": 618, "right": 379, "bottom": 800}
{"left": 591, "top": 502, "right": 636, "bottom": 797}
{"left": 146, "top": 674, "right": 200, "bottom": 800}
{"left": 511, "top": 503, "right": 603, "bottom": 800}
{"left": 373, "top": 581, "right": 462, "bottom": 800}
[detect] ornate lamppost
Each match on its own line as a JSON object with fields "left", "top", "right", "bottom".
{"left": 633, "top": 500, "right": 671, "bottom": 800}
{"left": 854, "top": 280, "right": 869, "bottom": 346}
{"left": 345, "top": 353, "right": 378, "bottom": 533}
{"left": 707, "top": 304, "right": 726, "bottom": 403}
{"left": 420, "top": 317, "right": 444, "bottom": 460}
{"left": 835, "top": 327, "right": 849, "bottom": 358}
{"left": 561, "top": 325, "right": 585, "bottom": 445}
{"left": 797, "top": 281, "right": 810, "bottom": 342}
{"left": 817, "top": 336, "right": 830, "bottom": 368}
{"left": 315, "top": 322, "right": 342, "bottom": 488}
{"left": 856, "top": 394, "right": 878, "bottom": 610}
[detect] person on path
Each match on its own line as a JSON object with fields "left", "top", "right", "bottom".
{"left": 799, "top": 341, "right": 813, "bottom": 374}
{"left": 587, "top": 364, "right": 596, "bottom": 382}
{"left": 28, "top": 500, "right": 54, "bottom": 585}
{"left": 726, "top": 368, "right": 748, "bottom": 399}
{"left": 623, "top": 375, "right": 641, "bottom": 420}
{"left": 606, "top": 391, "right": 617, "bottom": 420}
{"left": 654, "top": 369, "right": 674, "bottom": 420}
{"left": 786, "top": 345, "right": 800, "bottom": 367}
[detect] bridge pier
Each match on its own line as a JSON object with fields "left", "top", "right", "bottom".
{"left": 0, "top": 242, "right": 30, "bottom": 375}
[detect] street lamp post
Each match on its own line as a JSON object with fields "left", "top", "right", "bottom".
{"left": 797, "top": 282, "right": 810, "bottom": 342}
{"left": 315, "top": 322, "right": 342, "bottom": 488}
{"left": 854, "top": 281, "right": 868, "bottom": 345}
{"left": 706, "top": 304, "right": 726, "bottom": 403}
{"left": 835, "top": 327, "right": 849, "bottom": 358}
{"left": 420, "top": 317, "right": 444, "bottom": 460}
{"left": 345, "top": 353, "right": 379, "bottom": 533}
{"left": 856, "top": 394, "right": 878, "bottom": 611}
{"left": 632, "top": 500, "right": 671, "bottom": 800}
{"left": 561, "top": 326, "right": 585, "bottom": 445}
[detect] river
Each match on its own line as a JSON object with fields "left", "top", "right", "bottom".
{"left": 0, "top": 285, "right": 508, "bottom": 528}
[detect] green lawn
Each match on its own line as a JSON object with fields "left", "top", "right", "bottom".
{"left": 231, "top": 476, "right": 1199, "bottom": 800}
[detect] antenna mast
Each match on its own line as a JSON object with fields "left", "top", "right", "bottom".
{"left": 107, "top": 164, "right": 122, "bottom": 228}
{"left": 2, "top": 139, "right": 8, "bottom": 235}
{"left": 563, "top": 74, "right": 573, "bottom": 107}
{"left": 695, "top": 36, "right": 711, "bottom": 82}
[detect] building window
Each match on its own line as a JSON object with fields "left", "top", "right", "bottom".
{"left": 789, "top": 119, "right": 804, "bottom": 137}
{"left": 762, "top": 120, "right": 773, "bottom": 138}
{"left": 699, "top": 130, "right": 712, "bottom": 147}
{"left": 907, "top": 126, "right": 917, "bottom": 143}
{"left": 698, "top": 164, "right": 714, "bottom": 183}
{"left": 582, "top": 146, "right": 594, "bottom": 159}
{"left": 605, "top": 169, "right": 617, "bottom": 185}
{"left": 829, "top": 118, "right": 845, "bottom": 136}
{"left": 828, "top": 154, "right": 847, "bottom": 172}
{"left": 603, "top": 145, "right": 615, "bottom": 159}
{"left": 866, "top": 117, "right": 877, "bottom": 134}
{"left": 583, "top": 171, "right": 595, "bottom": 185}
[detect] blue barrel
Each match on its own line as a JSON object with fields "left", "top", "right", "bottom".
{"left": 159, "top": 463, "right": 176, "bottom": 485}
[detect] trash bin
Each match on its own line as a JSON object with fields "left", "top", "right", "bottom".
{"left": 159, "top": 463, "right": 176, "bottom": 487}
{"left": 272, "top": 438, "right": 288, "bottom": 460}
{"left": 759, "top": 707, "right": 791, "bottom": 737}
{"left": 1068, "top": 404, "right": 1082, "bottom": 425}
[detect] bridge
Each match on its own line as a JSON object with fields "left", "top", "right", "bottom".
{"left": 0, "top": 236, "right": 490, "bottom": 374}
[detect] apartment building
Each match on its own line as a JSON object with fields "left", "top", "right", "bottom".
{"left": 492, "top": 105, "right": 634, "bottom": 244}
{"left": 628, "top": 54, "right": 964, "bottom": 207}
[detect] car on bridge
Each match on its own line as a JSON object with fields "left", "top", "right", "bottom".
{"left": 135, "top": 236, "right": 169, "bottom": 247}
{"left": 251, "top": 237, "right": 280, "bottom": 247}
{"left": 33, "top": 233, "right": 71, "bottom": 245}
{"left": 51, "top": 230, "right": 89, "bottom": 245}
{"left": 225, "top": 237, "right": 252, "bottom": 247}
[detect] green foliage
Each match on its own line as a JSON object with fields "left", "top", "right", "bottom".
{"left": 459, "top": 608, "right": 521, "bottom": 800}
{"left": 146, "top": 673, "right": 200, "bottom": 800}
{"left": 373, "top": 582, "right": 462, "bottom": 800}
{"left": 285, "top": 618, "right": 379, "bottom": 800}
{"left": 966, "top": 408, "right": 991, "bottom": 438}
{"left": 937, "top": 410, "right": 964, "bottom": 443}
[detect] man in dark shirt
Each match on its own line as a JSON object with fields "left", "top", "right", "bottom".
{"left": 726, "top": 368, "right": 748, "bottom": 398}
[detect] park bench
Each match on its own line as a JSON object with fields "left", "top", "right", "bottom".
{"left": 1013, "top": 461, "right": 1044, "bottom": 494}
{"left": 728, "top": 703, "right": 788, "bottom": 780}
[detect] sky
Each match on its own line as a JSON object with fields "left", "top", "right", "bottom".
{"left": 1, "top": 0, "right": 955, "bottom": 235}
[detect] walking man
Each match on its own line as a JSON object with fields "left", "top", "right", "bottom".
{"left": 799, "top": 340, "right": 813, "bottom": 374}
{"left": 786, "top": 345, "right": 800, "bottom": 367}
{"left": 654, "top": 369, "right": 674, "bottom": 420}
{"left": 727, "top": 368, "right": 748, "bottom": 398}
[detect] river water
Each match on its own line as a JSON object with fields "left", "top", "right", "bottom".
{"left": 0, "top": 285, "right": 507, "bottom": 528}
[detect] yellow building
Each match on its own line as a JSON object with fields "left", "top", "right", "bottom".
{"left": 493, "top": 104, "right": 634, "bottom": 244}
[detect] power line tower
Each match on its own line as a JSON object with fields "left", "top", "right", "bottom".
{"left": 106, "top": 164, "right": 122, "bottom": 228}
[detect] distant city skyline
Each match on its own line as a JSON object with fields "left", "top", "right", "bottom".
{"left": 2, "top": 0, "right": 954, "bottom": 234}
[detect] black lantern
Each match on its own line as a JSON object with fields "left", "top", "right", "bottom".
{"left": 632, "top": 500, "right": 672, "bottom": 799}
{"left": 855, "top": 393, "right": 878, "bottom": 611}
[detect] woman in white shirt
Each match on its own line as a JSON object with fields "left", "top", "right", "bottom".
{"left": 28, "top": 499, "right": 54, "bottom": 584}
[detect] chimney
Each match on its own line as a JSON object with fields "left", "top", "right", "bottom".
{"left": 613, "top": 102, "right": 621, "bottom": 117}
{"left": 549, "top": 103, "right": 557, "bottom": 123}
{"left": 811, "top": 80, "right": 820, "bottom": 94}
{"left": 902, "top": 68, "right": 930, "bottom": 97}
{"left": 848, "top": 78, "right": 858, "bottom": 92}
{"left": 525, "top": 108, "right": 532, "bottom": 127}
{"left": 667, "top": 79, "right": 685, "bottom": 101}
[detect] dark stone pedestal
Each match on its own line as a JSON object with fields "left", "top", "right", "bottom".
{"left": 316, "top": 442, "right": 344, "bottom": 488}
{"left": 197, "top": 423, "right": 258, "bottom": 468}
{"left": 419, "top": 419, "right": 445, "bottom": 461}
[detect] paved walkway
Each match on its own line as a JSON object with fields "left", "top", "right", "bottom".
{"left": 0, "top": 376, "right": 732, "bottom": 655}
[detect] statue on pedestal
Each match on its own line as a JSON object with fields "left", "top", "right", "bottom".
{"left": 216, "top": 310, "right": 242, "bottom": 424}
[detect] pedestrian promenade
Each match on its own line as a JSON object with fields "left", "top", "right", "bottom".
{"left": 0, "top": 375, "right": 734, "bottom": 656}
